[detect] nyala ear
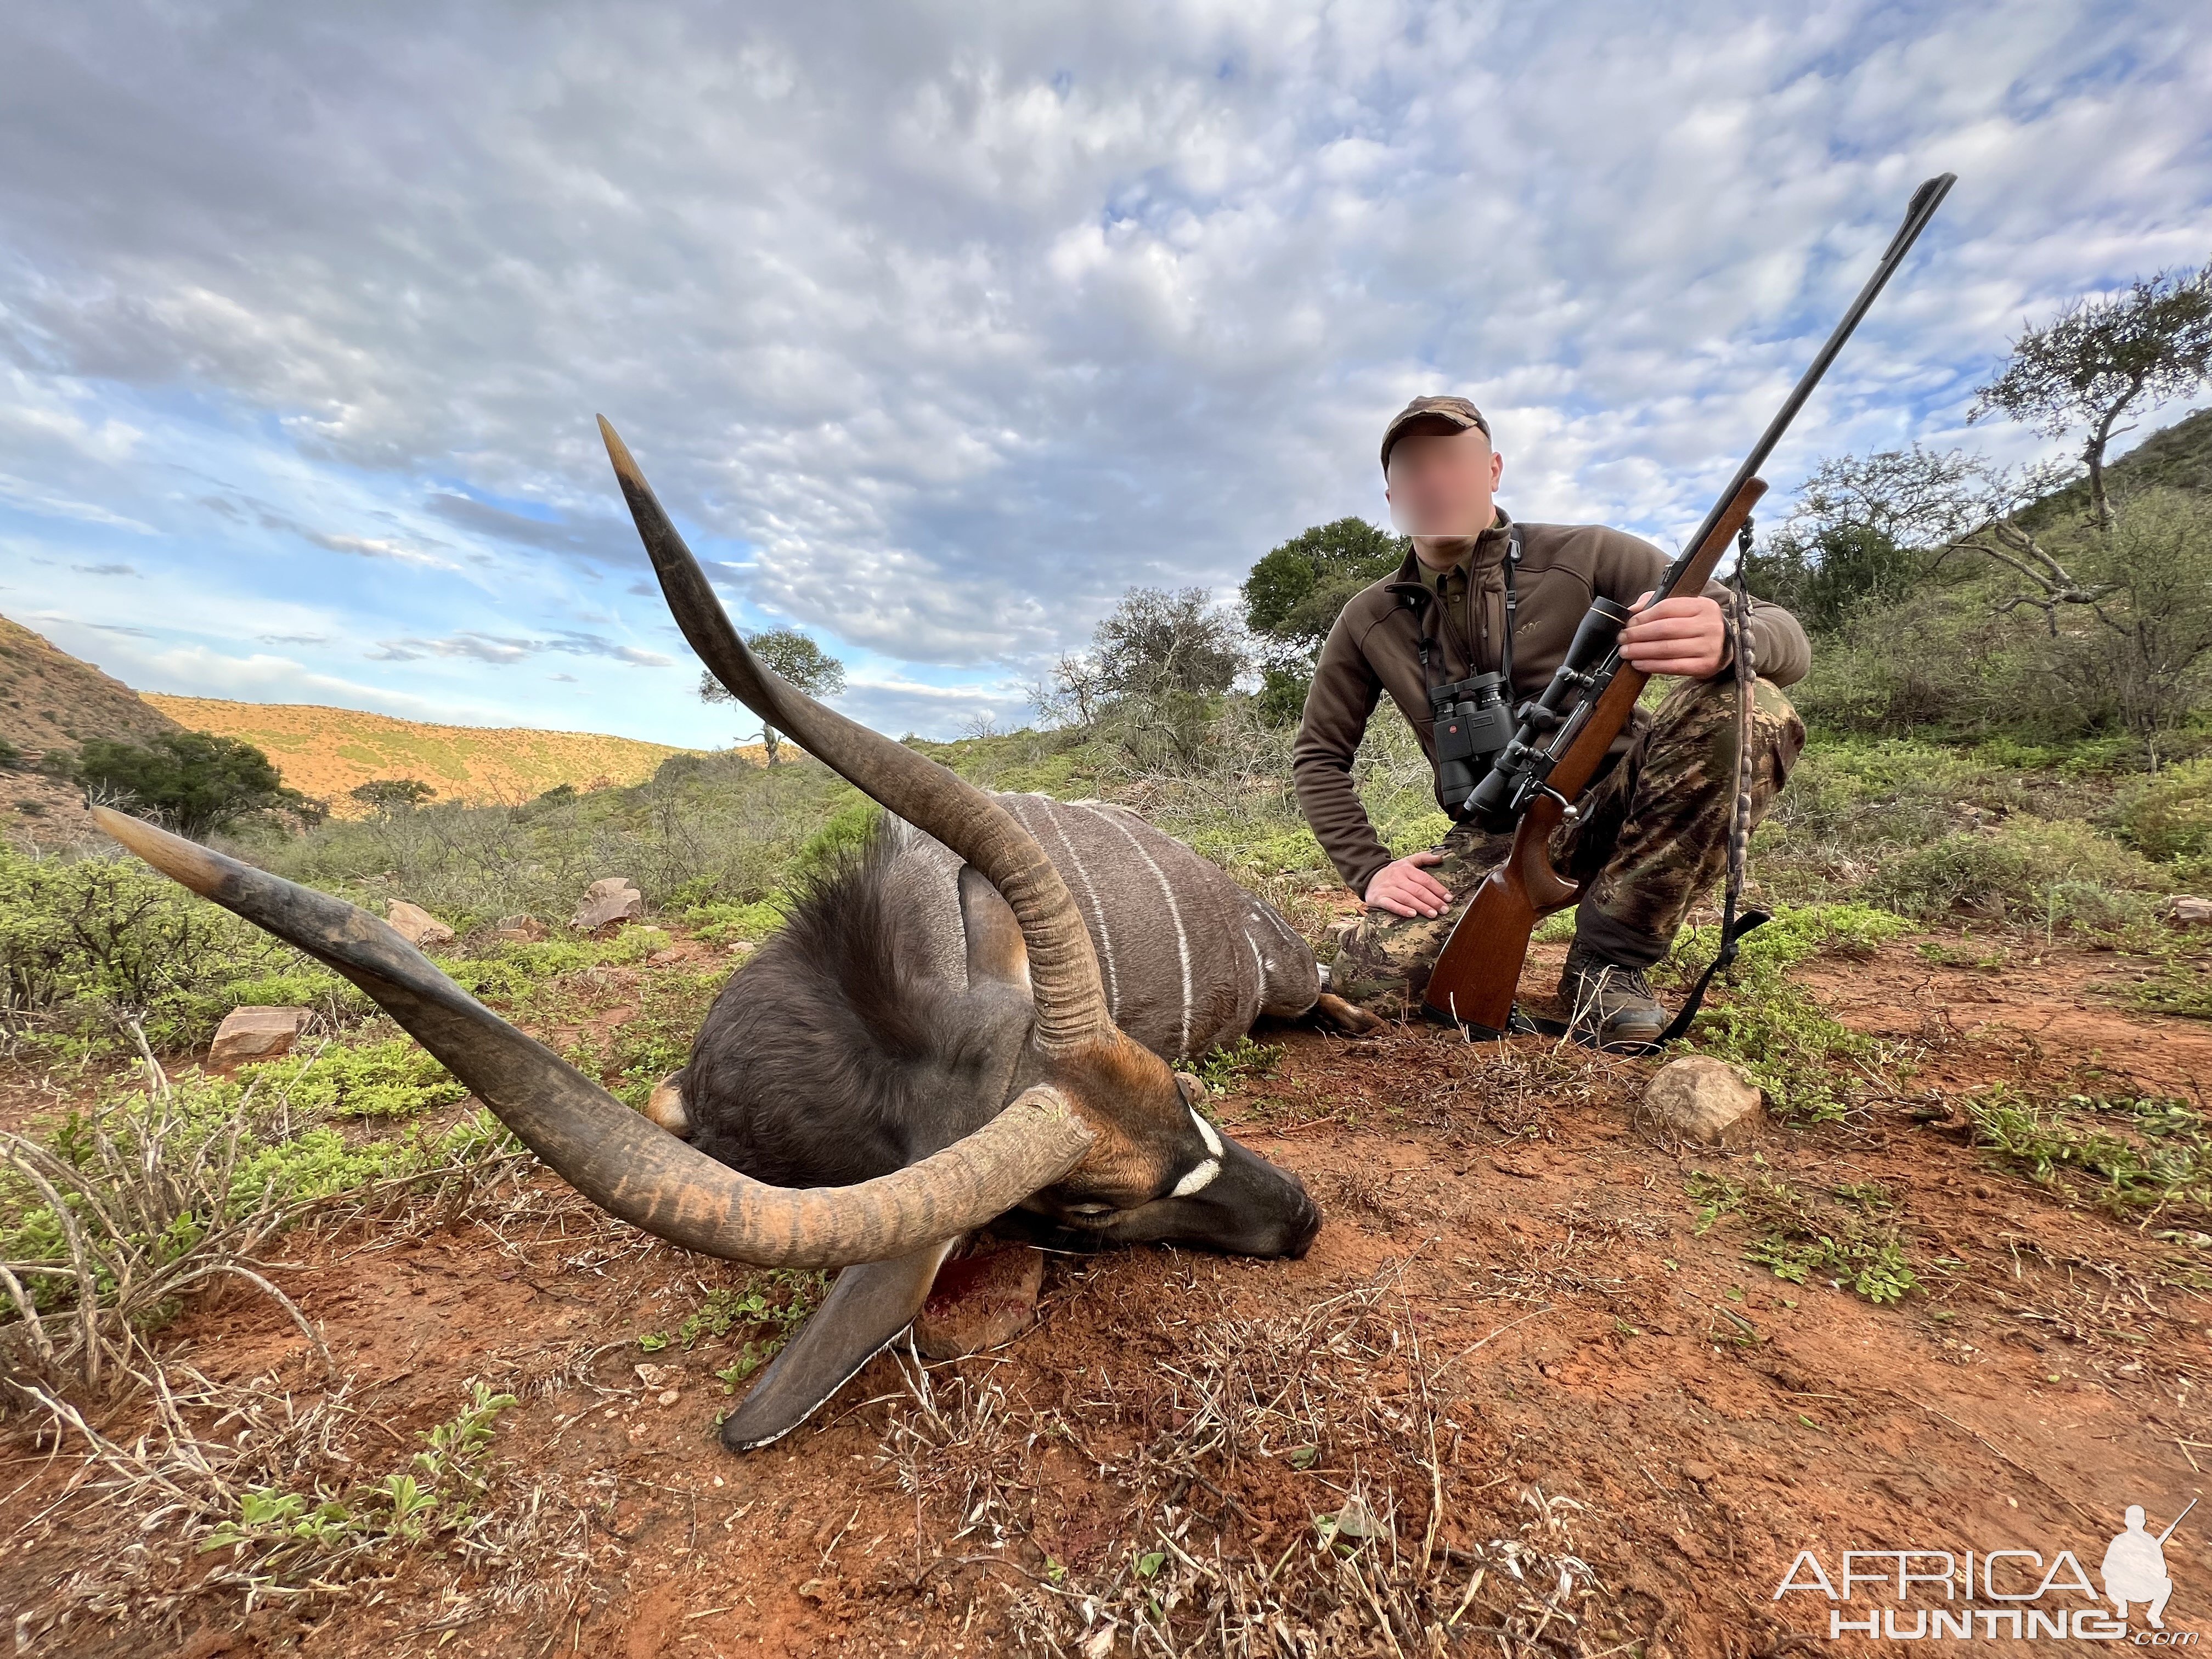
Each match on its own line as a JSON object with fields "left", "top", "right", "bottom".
{"left": 958, "top": 864, "right": 1030, "bottom": 991}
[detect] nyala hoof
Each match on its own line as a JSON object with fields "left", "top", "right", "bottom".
{"left": 1312, "top": 991, "right": 1389, "bottom": 1037}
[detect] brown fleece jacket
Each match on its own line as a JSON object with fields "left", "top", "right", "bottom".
{"left": 1290, "top": 504, "right": 1811, "bottom": 896}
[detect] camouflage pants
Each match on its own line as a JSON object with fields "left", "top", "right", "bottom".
{"left": 1329, "top": 674, "right": 1805, "bottom": 1018}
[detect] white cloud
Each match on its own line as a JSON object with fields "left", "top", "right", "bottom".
{"left": 0, "top": 1, "right": 2204, "bottom": 737}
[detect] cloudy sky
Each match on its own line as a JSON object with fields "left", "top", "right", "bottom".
{"left": 4, "top": 2, "right": 2208, "bottom": 746}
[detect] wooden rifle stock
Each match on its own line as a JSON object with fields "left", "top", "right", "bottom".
{"left": 1419, "top": 476, "right": 1768, "bottom": 1032}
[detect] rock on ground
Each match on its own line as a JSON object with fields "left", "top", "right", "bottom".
{"left": 2166, "top": 895, "right": 2211, "bottom": 927}
{"left": 386, "top": 900, "right": 455, "bottom": 948}
{"left": 208, "top": 1006, "right": 311, "bottom": 1071}
{"left": 1640, "top": 1054, "right": 1763, "bottom": 1147}
{"left": 572, "top": 877, "right": 645, "bottom": 930}
{"left": 491, "top": 914, "right": 546, "bottom": 942}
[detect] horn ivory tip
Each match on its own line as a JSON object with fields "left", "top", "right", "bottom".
{"left": 91, "top": 805, "right": 229, "bottom": 897}
{"left": 596, "top": 415, "right": 642, "bottom": 486}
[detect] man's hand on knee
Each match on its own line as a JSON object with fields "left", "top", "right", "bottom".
{"left": 1364, "top": 850, "right": 1452, "bottom": 918}
{"left": 1619, "top": 589, "right": 1726, "bottom": 679}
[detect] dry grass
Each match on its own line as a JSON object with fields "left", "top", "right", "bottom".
{"left": 1, "top": 1023, "right": 531, "bottom": 1398}
{"left": 13, "top": 1363, "right": 591, "bottom": 1645}
{"left": 877, "top": 1265, "right": 1608, "bottom": 1657}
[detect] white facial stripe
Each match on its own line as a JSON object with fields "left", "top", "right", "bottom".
{"left": 1189, "top": 1103, "right": 1223, "bottom": 1159}
{"left": 1170, "top": 1157, "right": 1222, "bottom": 1198}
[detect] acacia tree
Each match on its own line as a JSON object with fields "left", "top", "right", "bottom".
{"left": 1038, "top": 587, "right": 1248, "bottom": 764}
{"left": 71, "top": 731, "right": 311, "bottom": 838}
{"left": 698, "top": 628, "right": 845, "bottom": 766}
{"left": 350, "top": 778, "right": 437, "bottom": 817}
{"left": 1969, "top": 259, "right": 2212, "bottom": 532}
{"left": 1770, "top": 442, "right": 2212, "bottom": 747}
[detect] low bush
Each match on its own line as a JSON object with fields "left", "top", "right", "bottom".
{"left": 1867, "top": 815, "right": 2165, "bottom": 932}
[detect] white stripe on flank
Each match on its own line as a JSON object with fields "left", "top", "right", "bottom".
{"left": 1079, "top": 802, "right": 1193, "bottom": 1057}
{"left": 1006, "top": 794, "right": 1120, "bottom": 1019}
{"left": 1170, "top": 1158, "right": 1221, "bottom": 1198}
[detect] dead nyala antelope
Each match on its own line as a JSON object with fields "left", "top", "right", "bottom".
{"left": 95, "top": 416, "right": 1381, "bottom": 1452}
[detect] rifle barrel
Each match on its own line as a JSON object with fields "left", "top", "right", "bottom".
{"left": 2157, "top": 1495, "right": 2197, "bottom": 1545}
{"left": 1658, "top": 172, "right": 1956, "bottom": 597}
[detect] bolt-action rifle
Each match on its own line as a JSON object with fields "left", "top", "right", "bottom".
{"left": 1419, "top": 173, "right": 1956, "bottom": 1038}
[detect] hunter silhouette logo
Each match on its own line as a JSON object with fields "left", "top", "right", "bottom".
{"left": 2105, "top": 1499, "right": 2193, "bottom": 1631}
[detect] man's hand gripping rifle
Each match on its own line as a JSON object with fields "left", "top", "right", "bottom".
{"left": 1419, "top": 172, "right": 1957, "bottom": 1040}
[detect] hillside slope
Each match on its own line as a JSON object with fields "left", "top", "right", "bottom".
{"left": 144, "top": 696, "right": 712, "bottom": 811}
{"left": 0, "top": 615, "right": 181, "bottom": 758}
{"left": 1, "top": 615, "right": 184, "bottom": 840}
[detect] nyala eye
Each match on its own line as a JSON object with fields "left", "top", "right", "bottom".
{"left": 1066, "top": 1201, "right": 1115, "bottom": 1215}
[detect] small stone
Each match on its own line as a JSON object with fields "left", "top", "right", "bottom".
{"left": 572, "top": 877, "right": 645, "bottom": 930}
{"left": 1679, "top": 1460, "right": 1717, "bottom": 1486}
{"left": 913, "top": 1243, "right": 1046, "bottom": 1359}
{"left": 2165, "top": 895, "right": 2211, "bottom": 927}
{"left": 386, "top": 900, "right": 455, "bottom": 948}
{"left": 1641, "top": 1055, "right": 1763, "bottom": 1147}
{"left": 634, "top": 1363, "right": 672, "bottom": 1387}
{"left": 657, "top": 1388, "right": 681, "bottom": 1408}
{"left": 208, "top": 1006, "right": 311, "bottom": 1070}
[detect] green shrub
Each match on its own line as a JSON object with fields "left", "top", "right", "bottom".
{"left": 1867, "top": 816, "right": 2164, "bottom": 930}
{"left": 240, "top": 1038, "right": 470, "bottom": 1119}
{"left": 681, "top": 898, "right": 789, "bottom": 947}
{"left": 437, "top": 927, "right": 669, "bottom": 1004}
{"left": 787, "top": 798, "right": 883, "bottom": 887}
{"left": 2115, "top": 759, "right": 2212, "bottom": 863}
{"left": 0, "top": 845, "right": 305, "bottom": 1053}
{"left": 1962, "top": 1086, "right": 2211, "bottom": 1217}
{"left": 1664, "top": 904, "right": 1916, "bottom": 1125}
{"left": 1685, "top": 1170, "right": 1923, "bottom": 1305}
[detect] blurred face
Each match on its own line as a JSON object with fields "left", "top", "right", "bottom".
{"left": 1385, "top": 426, "right": 1504, "bottom": 560}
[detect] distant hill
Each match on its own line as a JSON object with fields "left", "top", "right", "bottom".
{"left": 143, "top": 696, "right": 723, "bottom": 813}
{"left": 0, "top": 616, "right": 182, "bottom": 757}
{"left": 1, "top": 616, "right": 184, "bottom": 840}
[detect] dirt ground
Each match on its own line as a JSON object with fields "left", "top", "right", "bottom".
{"left": 4, "top": 930, "right": 2208, "bottom": 1657}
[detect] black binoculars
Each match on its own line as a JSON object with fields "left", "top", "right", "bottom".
{"left": 1428, "top": 671, "right": 1515, "bottom": 819}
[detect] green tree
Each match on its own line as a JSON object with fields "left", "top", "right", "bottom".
{"left": 349, "top": 778, "right": 437, "bottom": 817}
{"left": 698, "top": 628, "right": 847, "bottom": 766}
{"left": 1242, "top": 517, "right": 1407, "bottom": 668}
{"left": 1743, "top": 445, "right": 1978, "bottom": 633}
{"left": 1241, "top": 518, "right": 1406, "bottom": 725}
{"left": 1970, "top": 258, "right": 2212, "bottom": 532}
{"left": 72, "top": 731, "right": 306, "bottom": 839}
{"left": 1058, "top": 587, "right": 1249, "bottom": 768}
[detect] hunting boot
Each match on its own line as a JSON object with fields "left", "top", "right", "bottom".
{"left": 1558, "top": 941, "right": 1668, "bottom": 1049}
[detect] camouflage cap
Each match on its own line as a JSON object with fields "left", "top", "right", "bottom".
{"left": 1380, "top": 395, "right": 1491, "bottom": 472}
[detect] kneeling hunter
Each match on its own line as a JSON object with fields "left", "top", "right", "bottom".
{"left": 1291, "top": 395, "right": 1812, "bottom": 1049}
